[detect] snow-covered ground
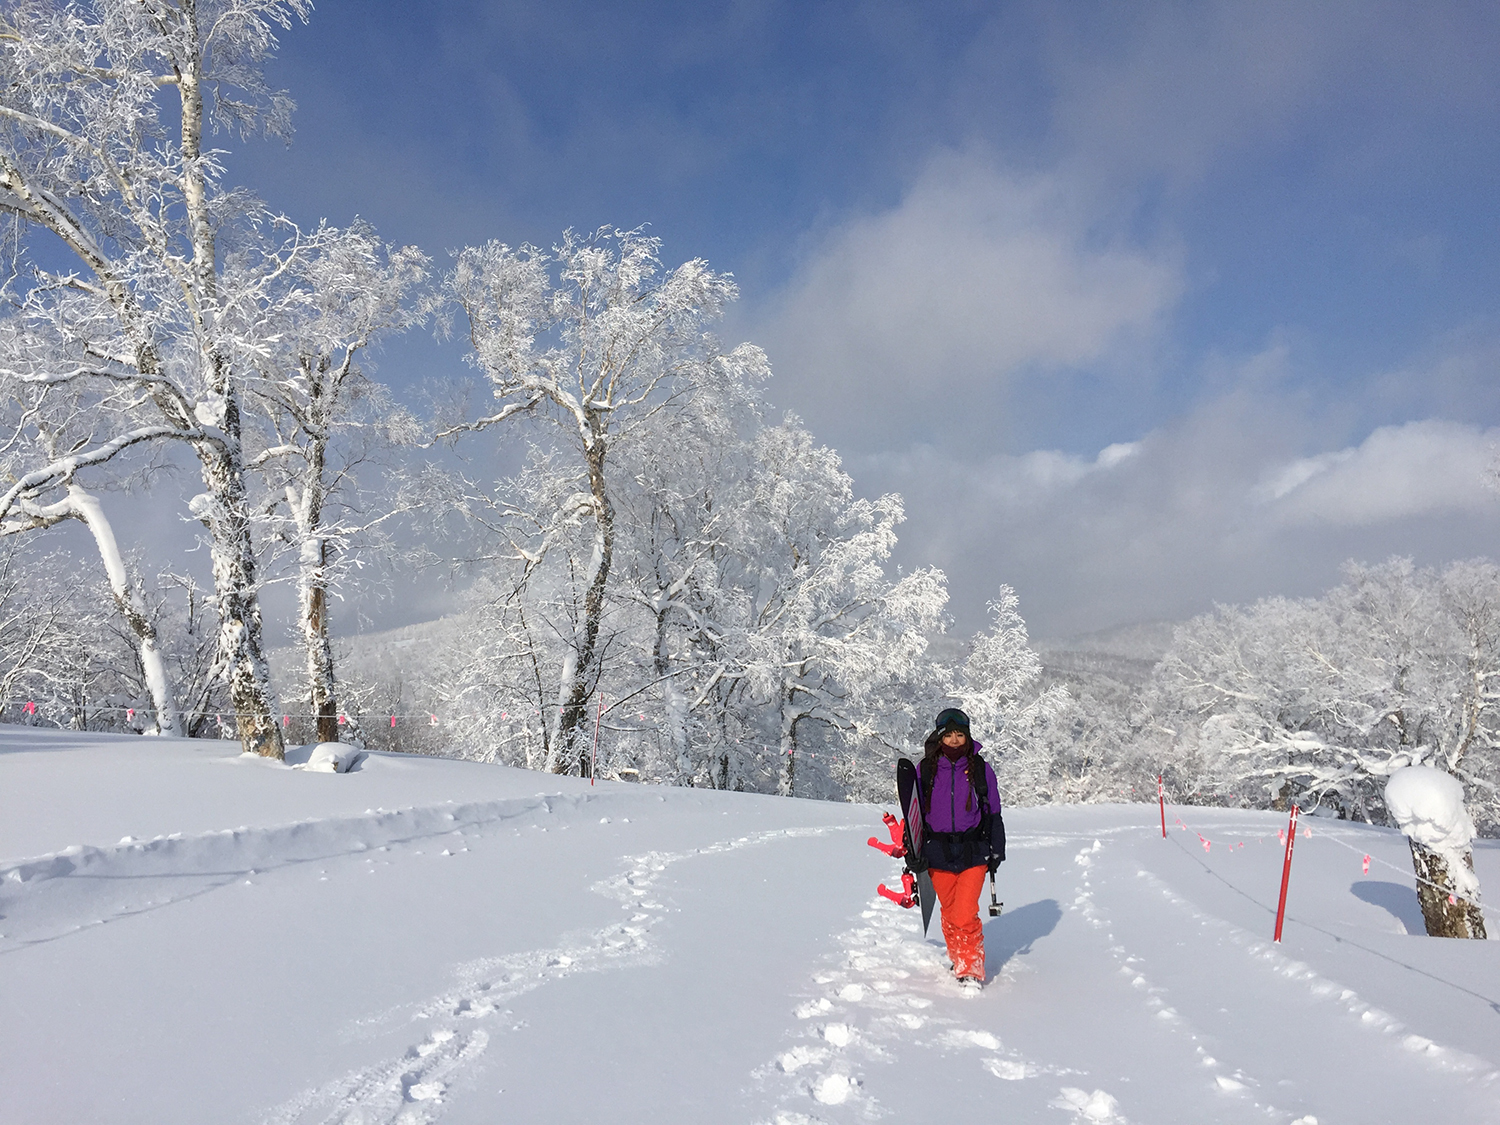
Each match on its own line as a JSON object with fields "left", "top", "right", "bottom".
{"left": 3, "top": 728, "right": 1498, "bottom": 1124}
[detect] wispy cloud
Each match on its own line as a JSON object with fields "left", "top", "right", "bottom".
{"left": 757, "top": 149, "right": 1182, "bottom": 447}
{"left": 1262, "top": 421, "right": 1498, "bottom": 525}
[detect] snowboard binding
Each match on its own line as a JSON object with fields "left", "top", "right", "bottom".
{"left": 871, "top": 813, "right": 921, "bottom": 908}
{"left": 867, "top": 812, "right": 906, "bottom": 858}
{"left": 877, "top": 870, "right": 920, "bottom": 909}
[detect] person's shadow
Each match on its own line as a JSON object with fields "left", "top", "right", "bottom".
{"left": 1350, "top": 881, "right": 1425, "bottom": 935}
{"left": 983, "top": 899, "right": 1063, "bottom": 977}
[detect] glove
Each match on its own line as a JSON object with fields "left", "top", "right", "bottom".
{"left": 986, "top": 855, "right": 1002, "bottom": 875}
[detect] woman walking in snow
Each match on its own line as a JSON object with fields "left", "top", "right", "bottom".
{"left": 920, "top": 707, "right": 1006, "bottom": 985}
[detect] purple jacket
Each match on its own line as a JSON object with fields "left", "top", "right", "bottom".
{"left": 922, "top": 742, "right": 1002, "bottom": 834}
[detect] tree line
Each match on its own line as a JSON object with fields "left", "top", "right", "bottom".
{"left": 0, "top": 0, "right": 1060, "bottom": 800}
{"left": 2, "top": 5, "right": 1496, "bottom": 888}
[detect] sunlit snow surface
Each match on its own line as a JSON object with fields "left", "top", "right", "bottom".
{"left": 2, "top": 727, "right": 1498, "bottom": 1124}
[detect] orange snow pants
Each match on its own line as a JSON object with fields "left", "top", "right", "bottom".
{"left": 929, "top": 865, "right": 987, "bottom": 979}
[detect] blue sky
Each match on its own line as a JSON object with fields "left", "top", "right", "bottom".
{"left": 232, "top": 0, "right": 1500, "bottom": 639}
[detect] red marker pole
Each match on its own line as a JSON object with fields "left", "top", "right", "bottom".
{"left": 590, "top": 694, "right": 604, "bottom": 785}
{"left": 1273, "top": 805, "right": 1301, "bottom": 942}
{"left": 1158, "top": 774, "right": 1167, "bottom": 839}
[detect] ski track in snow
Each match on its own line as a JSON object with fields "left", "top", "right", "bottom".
{"left": 261, "top": 823, "right": 849, "bottom": 1125}
{"left": 1124, "top": 860, "right": 1500, "bottom": 1084}
{"left": 12, "top": 787, "right": 1495, "bottom": 1124}
{"left": 1076, "top": 833, "right": 1498, "bottom": 1122}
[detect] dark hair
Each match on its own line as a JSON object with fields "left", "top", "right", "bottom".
{"left": 921, "top": 726, "right": 982, "bottom": 814}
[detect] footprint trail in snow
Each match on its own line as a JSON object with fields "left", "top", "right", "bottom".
{"left": 263, "top": 824, "right": 844, "bottom": 1125}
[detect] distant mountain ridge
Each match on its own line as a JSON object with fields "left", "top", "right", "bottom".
{"left": 1033, "top": 620, "right": 1179, "bottom": 700}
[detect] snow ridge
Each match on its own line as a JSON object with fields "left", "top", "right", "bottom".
{"left": 0, "top": 795, "right": 570, "bottom": 948}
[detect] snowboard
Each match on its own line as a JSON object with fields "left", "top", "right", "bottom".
{"left": 896, "top": 757, "right": 938, "bottom": 936}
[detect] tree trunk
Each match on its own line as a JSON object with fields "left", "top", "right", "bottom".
{"left": 197, "top": 434, "right": 283, "bottom": 760}
{"left": 778, "top": 692, "right": 799, "bottom": 797}
{"left": 654, "top": 605, "right": 691, "bottom": 784}
{"left": 1409, "top": 839, "right": 1488, "bottom": 939}
{"left": 551, "top": 430, "right": 614, "bottom": 775}
{"left": 67, "top": 486, "right": 179, "bottom": 736}
{"left": 294, "top": 426, "right": 341, "bottom": 745}
{"left": 304, "top": 560, "right": 339, "bottom": 744}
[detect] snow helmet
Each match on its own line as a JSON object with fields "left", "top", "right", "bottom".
{"left": 934, "top": 707, "right": 971, "bottom": 735}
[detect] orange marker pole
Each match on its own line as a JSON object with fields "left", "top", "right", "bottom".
{"left": 1273, "top": 805, "right": 1301, "bottom": 942}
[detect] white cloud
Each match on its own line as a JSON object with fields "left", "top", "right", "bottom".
{"left": 1095, "top": 442, "right": 1140, "bottom": 469}
{"left": 1038, "top": 1, "right": 1500, "bottom": 187}
{"left": 856, "top": 391, "right": 1500, "bottom": 639}
{"left": 1254, "top": 449, "right": 1354, "bottom": 502}
{"left": 1265, "top": 420, "right": 1500, "bottom": 526}
{"left": 758, "top": 150, "right": 1182, "bottom": 442}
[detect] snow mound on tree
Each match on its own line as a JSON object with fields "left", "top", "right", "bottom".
{"left": 1384, "top": 766, "right": 1475, "bottom": 853}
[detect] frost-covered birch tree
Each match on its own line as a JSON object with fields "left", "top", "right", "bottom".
{"left": 0, "top": 0, "right": 312, "bottom": 757}
{"left": 444, "top": 226, "right": 753, "bottom": 776}
{"left": 248, "top": 220, "right": 428, "bottom": 742}
{"left": 0, "top": 376, "right": 180, "bottom": 732}
{"left": 606, "top": 342, "right": 769, "bottom": 785}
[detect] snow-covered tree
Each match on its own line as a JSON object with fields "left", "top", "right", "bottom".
{"left": 443, "top": 226, "right": 754, "bottom": 775}
{"left": 1153, "top": 558, "right": 1500, "bottom": 831}
{"left": 1386, "top": 766, "right": 1487, "bottom": 938}
{"left": 0, "top": 0, "right": 313, "bottom": 757}
{"left": 248, "top": 220, "right": 429, "bottom": 742}
{"left": 605, "top": 344, "right": 770, "bottom": 786}
{"left": 723, "top": 418, "right": 947, "bottom": 797}
{"left": 949, "top": 587, "right": 1071, "bottom": 802}
{"left": 0, "top": 375, "right": 181, "bottom": 732}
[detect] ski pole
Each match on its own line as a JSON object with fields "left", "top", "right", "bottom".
{"left": 988, "top": 868, "right": 1002, "bottom": 917}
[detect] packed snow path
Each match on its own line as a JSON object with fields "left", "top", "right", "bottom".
{"left": 2, "top": 730, "right": 1497, "bottom": 1123}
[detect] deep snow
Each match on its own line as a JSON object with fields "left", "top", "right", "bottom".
{"left": 3, "top": 727, "right": 1498, "bottom": 1124}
